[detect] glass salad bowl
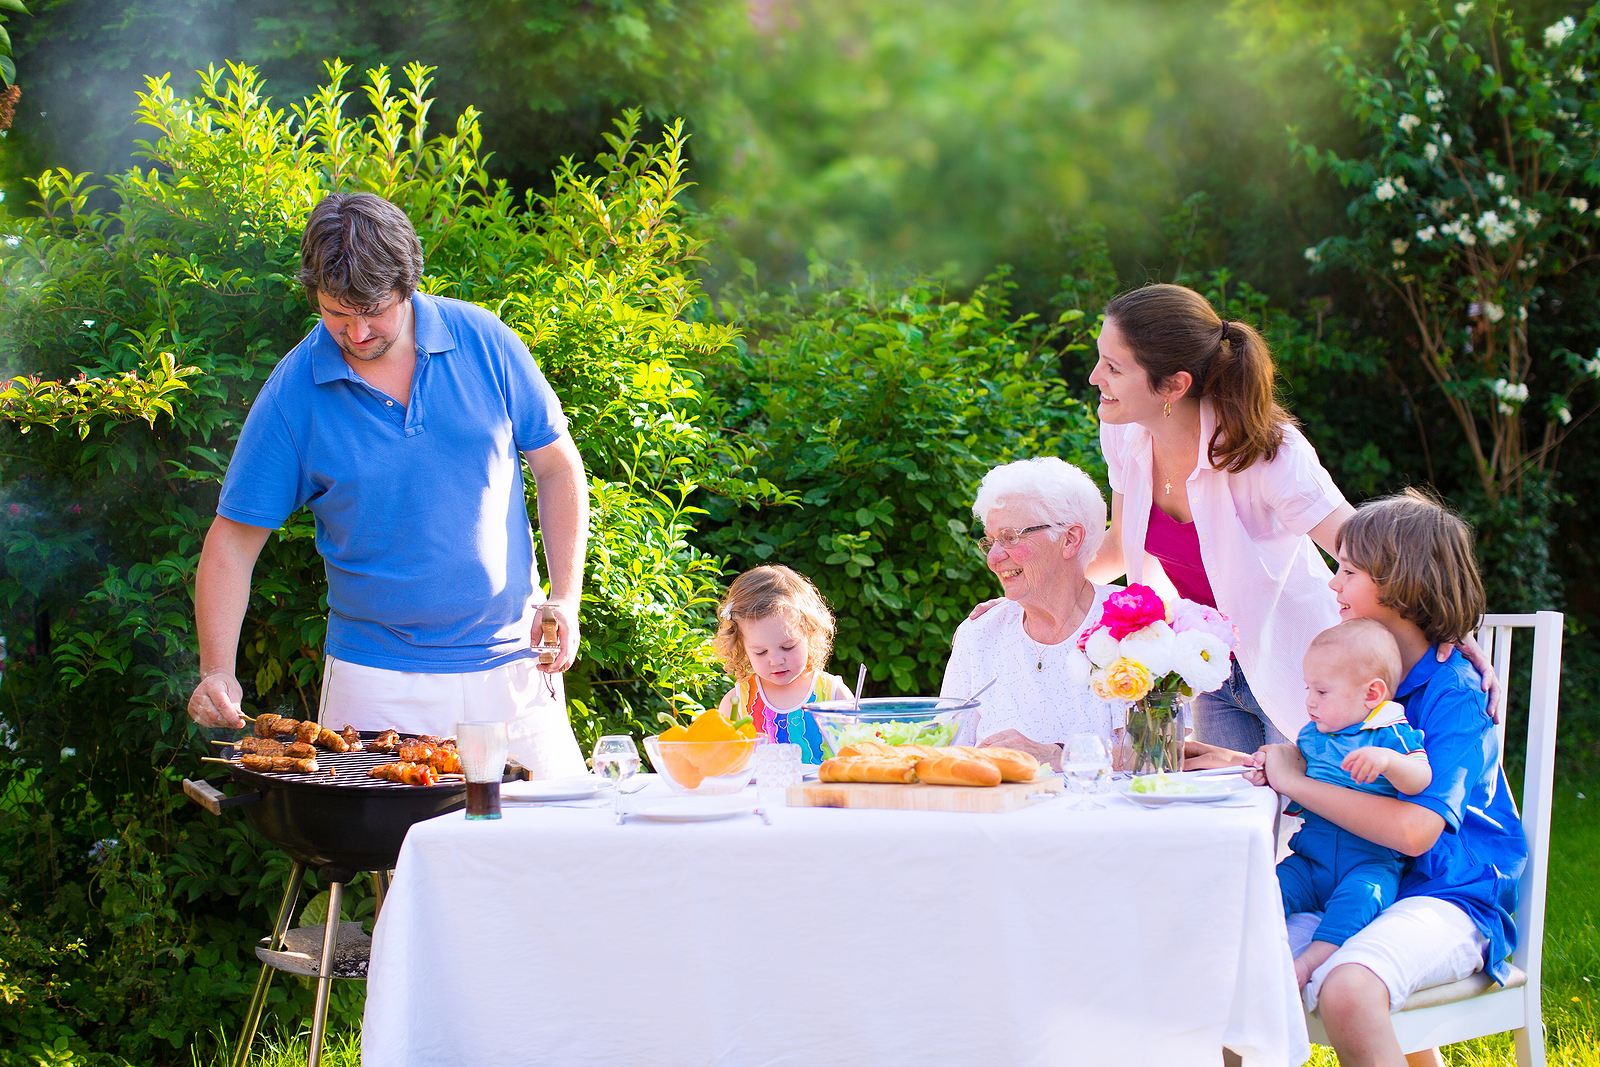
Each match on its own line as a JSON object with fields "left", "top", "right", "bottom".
{"left": 802, "top": 697, "right": 979, "bottom": 758}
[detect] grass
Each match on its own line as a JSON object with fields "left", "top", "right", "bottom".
{"left": 217, "top": 779, "right": 1600, "bottom": 1067}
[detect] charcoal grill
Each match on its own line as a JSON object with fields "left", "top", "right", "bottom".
{"left": 183, "top": 731, "right": 516, "bottom": 1067}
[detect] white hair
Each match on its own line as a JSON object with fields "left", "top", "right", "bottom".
{"left": 971, "top": 457, "right": 1108, "bottom": 563}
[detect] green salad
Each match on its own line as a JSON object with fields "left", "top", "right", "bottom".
{"left": 825, "top": 719, "right": 958, "bottom": 754}
{"left": 1128, "top": 774, "right": 1203, "bottom": 795}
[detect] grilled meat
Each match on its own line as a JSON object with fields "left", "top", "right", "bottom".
{"left": 338, "top": 725, "right": 363, "bottom": 752}
{"left": 367, "top": 761, "right": 438, "bottom": 786}
{"left": 240, "top": 754, "right": 323, "bottom": 774}
{"left": 396, "top": 742, "right": 462, "bottom": 775}
{"left": 370, "top": 729, "right": 402, "bottom": 753}
{"left": 254, "top": 713, "right": 300, "bottom": 739}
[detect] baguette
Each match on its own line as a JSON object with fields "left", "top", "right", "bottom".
{"left": 835, "top": 740, "right": 898, "bottom": 759}
{"left": 956, "top": 746, "right": 1041, "bottom": 782}
{"left": 913, "top": 753, "right": 1001, "bottom": 787}
{"left": 818, "top": 755, "right": 920, "bottom": 784}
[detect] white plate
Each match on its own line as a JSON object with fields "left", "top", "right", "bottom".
{"left": 628, "top": 796, "right": 758, "bottom": 822}
{"left": 1117, "top": 775, "right": 1253, "bottom": 806}
{"left": 502, "top": 776, "right": 605, "bottom": 802}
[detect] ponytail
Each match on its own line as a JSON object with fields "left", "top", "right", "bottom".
{"left": 1103, "top": 284, "right": 1293, "bottom": 473}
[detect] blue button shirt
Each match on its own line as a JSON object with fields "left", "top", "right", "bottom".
{"left": 1395, "top": 649, "right": 1527, "bottom": 985}
{"left": 218, "top": 294, "right": 568, "bottom": 672}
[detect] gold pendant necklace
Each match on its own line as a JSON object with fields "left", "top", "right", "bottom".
{"left": 1164, "top": 478, "right": 1173, "bottom": 495}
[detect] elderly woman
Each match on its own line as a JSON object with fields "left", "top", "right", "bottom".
{"left": 940, "top": 456, "right": 1121, "bottom": 770}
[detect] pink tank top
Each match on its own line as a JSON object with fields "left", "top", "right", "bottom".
{"left": 1146, "top": 501, "right": 1217, "bottom": 608}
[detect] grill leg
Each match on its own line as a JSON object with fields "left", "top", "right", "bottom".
{"left": 232, "top": 860, "right": 306, "bottom": 1067}
{"left": 306, "top": 878, "right": 344, "bottom": 1067}
{"left": 368, "top": 870, "right": 389, "bottom": 921}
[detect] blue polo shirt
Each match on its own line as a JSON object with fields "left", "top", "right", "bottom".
{"left": 217, "top": 293, "right": 568, "bottom": 673}
{"left": 1297, "top": 700, "right": 1428, "bottom": 801}
{"left": 1394, "top": 649, "right": 1527, "bottom": 985}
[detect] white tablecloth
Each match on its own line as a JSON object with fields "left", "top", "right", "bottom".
{"left": 363, "top": 777, "right": 1309, "bottom": 1067}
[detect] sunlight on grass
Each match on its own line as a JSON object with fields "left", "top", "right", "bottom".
{"left": 197, "top": 1029, "right": 362, "bottom": 1067}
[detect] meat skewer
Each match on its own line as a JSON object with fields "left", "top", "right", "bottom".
{"left": 241, "top": 753, "right": 324, "bottom": 774}
{"left": 369, "top": 729, "right": 402, "bottom": 753}
{"left": 368, "top": 761, "right": 438, "bottom": 786}
{"left": 397, "top": 741, "right": 462, "bottom": 775}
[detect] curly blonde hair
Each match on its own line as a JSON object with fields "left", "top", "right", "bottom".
{"left": 713, "top": 566, "right": 836, "bottom": 679}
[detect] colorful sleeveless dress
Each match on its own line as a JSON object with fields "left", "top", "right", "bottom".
{"left": 736, "top": 672, "right": 840, "bottom": 765}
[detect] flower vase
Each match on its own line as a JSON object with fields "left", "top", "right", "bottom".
{"left": 1126, "top": 691, "right": 1186, "bottom": 776}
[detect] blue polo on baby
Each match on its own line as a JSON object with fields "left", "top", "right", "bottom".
{"left": 1279, "top": 701, "right": 1428, "bottom": 946}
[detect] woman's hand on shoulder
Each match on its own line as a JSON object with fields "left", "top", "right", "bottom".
{"left": 979, "top": 729, "right": 1063, "bottom": 771}
{"left": 967, "top": 598, "right": 1005, "bottom": 621}
{"left": 1437, "top": 635, "right": 1502, "bottom": 723}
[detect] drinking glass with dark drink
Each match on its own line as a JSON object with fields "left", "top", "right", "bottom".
{"left": 592, "top": 735, "right": 639, "bottom": 818}
{"left": 457, "top": 721, "right": 510, "bottom": 820}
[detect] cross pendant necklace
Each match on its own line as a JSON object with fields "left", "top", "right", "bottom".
{"left": 1164, "top": 478, "right": 1173, "bottom": 495}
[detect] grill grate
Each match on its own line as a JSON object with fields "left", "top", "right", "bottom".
{"left": 222, "top": 738, "right": 458, "bottom": 790}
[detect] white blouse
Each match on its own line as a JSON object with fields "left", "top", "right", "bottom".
{"left": 1101, "top": 398, "right": 1346, "bottom": 739}
{"left": 940, "top": 587, "right": 1125, "bottom": 746}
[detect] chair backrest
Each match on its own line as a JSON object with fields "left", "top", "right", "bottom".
{"left": 1474, "top": 611, "right": 1563, "bottom": 993}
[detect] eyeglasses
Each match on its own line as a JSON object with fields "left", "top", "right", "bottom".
{"left": 317, "top": 293, "right": 404, "bottom": 325}
{"left": 975, "top": 524, "right": 1059, "bottom": 552}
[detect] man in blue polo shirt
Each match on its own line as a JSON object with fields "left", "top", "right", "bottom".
{"left": 185, "top": 192, "right": 590, "bottom": 779}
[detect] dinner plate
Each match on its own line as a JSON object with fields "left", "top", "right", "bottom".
{"left": 628, "top": 796, "right": 758, "bottom": 822}
{"left": 1116, "top": 775, "right": 1254, "bottom": 806}
{"left": 502, "top": 776, "right": 605, "bottom": 802}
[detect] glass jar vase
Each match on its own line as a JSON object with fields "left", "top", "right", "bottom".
{"left": 1125, "top": 691, "right": 1186, "bottom": 776}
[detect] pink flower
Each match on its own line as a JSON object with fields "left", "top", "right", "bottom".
{"left": 1099, "top": 584, "right": 1168, "bottom": 640}
{"left": 1077, "top": 619, "right": 1105, "bottom": 651}
{"left": 6, "top": 505, "right": 17, "bottom": 516}
{"left": 1170, "top": 598, "right": 1237, "bottom": 649}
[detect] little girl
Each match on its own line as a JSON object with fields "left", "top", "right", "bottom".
{"left": 1249, "top": 489, "right": 1525, "bottom": 1067}
{"left": 714, "top": 565, "right": 853, "bottom": 764}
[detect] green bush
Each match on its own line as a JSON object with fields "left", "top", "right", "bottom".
{"left": 698, "top": 263, "right": 1101, "bottom": 696}
{"left": 0, "top": 60, "right": 775, "bottom": 1061}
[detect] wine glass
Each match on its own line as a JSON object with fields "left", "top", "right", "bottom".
{"left": 1063, "top": 733, "right": 1111, "bottom": 808}
{"left": 592, "top": 735, "right": 640, "bottom": 817}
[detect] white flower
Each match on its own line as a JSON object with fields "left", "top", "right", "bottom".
{"left": 1557, "top": 110, "right": 1575, "bottom": 121}
{"left": 1497, "top": 194, "right": 1519, "bottom": 210}
{"left": 1498, "top": 401, "right": 1515, "bottom": 415}
{"left": 1374, "top": 179, "right": 1401, "bottom": 201}
{"left": 1557, "top": 404, "right": 1573, "bottom": 425}
{"left": 1477, "top": 211, "right": 1517, "bottom": 244}
{"left": 1441, "top": 132, "right": 1452, "bottom": 147}
{"left": 1065, "top": 647, "right": 1093, "bottom": 686}
{"left": 1398, "top": 113, "right": 1422, "bottom": 134}
{"left": 1483, "top": 302, "right": 1507, "bottom": 324}
{"left": 1545, "top": 17, "right": 1576, "bottom": 47}
{"left": 1085, "top": 628, "right": 1122, "bottom": 667}
{"left": 1172, "top": 631, "right": 1232, "bottom": 694}
{"left": 1425, "top": 85, "right": 1446, "bottom": 110}
{"left": 81, "top": 320, "right": 95, "bottom": 329}
{"left": 1392, "top": 238, "right": 1410, "bottom": 254}
{"left": 1423, "top": 143, "right": 1439, "bottom": 162}
{"left": 1570, "top": 66, "right": 1587, "bottom": 83}
{"left": 1304, "top": 246, "right": 1322, "bottom": 263}
{"left": 1521, "top": 208, "right": 1543, "bottom": 228}
{"left": 1571, "top": 198, "right": 1590, "bottom": 213}
{"left": 1416, "top": 225, "right": 1438, "bottom": 242}
{"left": 1119, "top": 621, "right": 1179, "bottom": 677}
{"left": 1519, "top": 306, "right": 1528, "bottom": 322}
{"left": 1584, "top": 353, "right": 1600, "bottom": 378}
{"left": 1486, "top": 173, "right": 1506, "bottom": 191}
{"left": 1489, "top": 378, "right": 1527, "bottom": 400}
{"left": 61, "top": 747, "right": 76, "bottom": 759}
{"left": 1454, "top": 2, "right": 1473, "bottom": 16}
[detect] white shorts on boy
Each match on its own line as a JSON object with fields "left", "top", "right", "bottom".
{"left": 317, "top": 653, "right": 586, "bottom": 781}
{"left": 1289, "top": 896, "right": 1490, "bottom": 1013}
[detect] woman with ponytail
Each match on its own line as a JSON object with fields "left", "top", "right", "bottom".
{"left": 1085, "top": 283, "right": 1355, "bottom": 752}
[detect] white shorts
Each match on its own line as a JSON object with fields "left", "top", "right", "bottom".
{"left": 1289, "top": 896, "right": 1489, "bottom": 1013}
{"left": 317, "top": 654, "right": 586, "bottom": 781}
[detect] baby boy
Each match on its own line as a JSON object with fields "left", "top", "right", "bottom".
{"left": 1250, "top": 618, "right": 1432, "bottom": 987}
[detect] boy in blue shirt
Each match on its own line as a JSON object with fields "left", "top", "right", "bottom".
{"left": 1267, "top": 619, "right": 1432, "bottom": 987}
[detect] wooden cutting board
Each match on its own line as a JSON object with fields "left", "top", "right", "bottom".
{"left": 786, "top": 775, "right": 1064, "bottom": 813}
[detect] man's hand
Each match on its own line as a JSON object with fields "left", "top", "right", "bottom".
{"left": 189, "top": 671, "right": 246, "bottom": 729}
{"left": 536, "top": 598, "right": 581, "bottom": 673}
{"left": 980, "top": 728, "right": 1063, "bottom": 771}
{"left": 1340, "top": 745, "right": 1396, "bottom": 786}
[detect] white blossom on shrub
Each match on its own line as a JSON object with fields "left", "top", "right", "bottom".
{"left": 1490, "top": 378, "right": 1528, "bottom": 402}
{"left": 1557, "top": 403, "right": 1573, "bottom": 425}
{"left": 1304, "top": 246, "right": 1322, "bottom": 263}
{"left": 1417, "top": 225, "right": 1438, "bottom": 242}
{"left": 1398, "top": 113, "right": 1422, "bottom": 134}
{"left": 1545, "top": 17, "right": 1575, "bottom": 46}
{"left": 1426, "top": 84, "right": 1447, "bottom": 109}
{"left": 1373, "top": 177, "right": 1407, "bottom": 201}
{"left": 1423, "top": 143, "right": 1439, "bottom": 161}
{"left": 1391, "top": 238, "right": 1409, "bottom": 254}
{"left": 1477, "top": 211, "right": 1516, "bottom": 244}
{"left": 1570, "top": 66, "right": 1587, "bottom": 83}
{"left": 1571, "top": 197, "right": 1590, "bottom": 213}
{"left": 1486, "top": 172, "right": 1506, "bottom": 191}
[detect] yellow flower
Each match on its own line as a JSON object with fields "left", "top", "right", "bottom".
{"left": 1091, "top": 658, "right": 1154, "bottom": 703}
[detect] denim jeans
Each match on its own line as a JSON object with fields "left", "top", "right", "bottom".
{"left": 1191, "top": 655, "right": 1289, "bottom": 752}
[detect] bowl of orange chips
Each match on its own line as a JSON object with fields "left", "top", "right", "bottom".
{"left": 644, "top": 710, "right": 759, "bottom": 795}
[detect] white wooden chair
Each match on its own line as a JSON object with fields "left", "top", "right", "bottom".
{"left": 1304, "top": 610, "right": 1563, "bottom": 1065}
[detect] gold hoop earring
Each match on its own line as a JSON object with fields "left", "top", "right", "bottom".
{"left": 1163, "top": 400, "right": 1172, "bottom": 418}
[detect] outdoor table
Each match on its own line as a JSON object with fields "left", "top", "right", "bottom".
{"left": 362, "top": 775, "right": 1309, "bottom": 1067}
